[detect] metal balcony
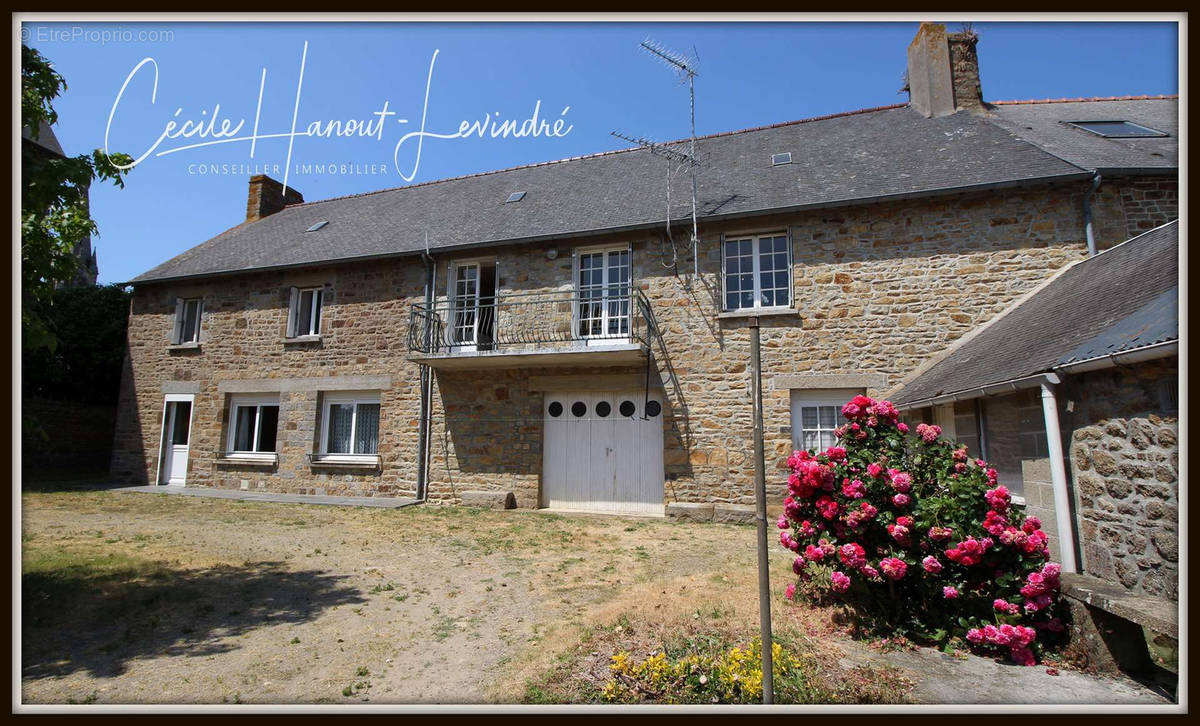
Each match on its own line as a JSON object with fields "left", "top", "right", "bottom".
{"left": 406, "top": 289, "right": 657, "bottom": 369}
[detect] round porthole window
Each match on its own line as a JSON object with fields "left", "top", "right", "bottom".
{"left": 646, "top": 400, "right": 662, "bottom": 418}
{"left": 548, "top": 401, "right": 563, "bottom": 417}
{"left": 596, "top": 401, "right": 612, "bottom": 417}
{"left": 619, "top": 400, "right": 636, "bottom": 417}
{"left": 572, "top": 401, "right": 588, "bottom": 417}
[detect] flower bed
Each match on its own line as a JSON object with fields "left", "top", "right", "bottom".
{"left": 779, "top": 395, "right": 1067, "bottom": 665}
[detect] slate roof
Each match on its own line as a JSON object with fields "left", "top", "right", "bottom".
{"left": 22, "top": 121, "right": 65, "bottom": 157}
{"left": 130, "top": 94, "right": 1179, "bottom": 285}
{"left": 988, "top": 96, "right": 1178, "bottom": 172}
{"left": 130, "top": 104, "right": 1095, "bottom": 284}
{"left": 889, "top": 220, "right": 1179, "bottom": 407}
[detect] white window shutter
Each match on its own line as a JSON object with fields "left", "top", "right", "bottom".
{"left": 286, "top": 287, "right": 298, "bottom": 338}
{"left": 171, "top": 297, "right": 184, "bottom": 344}
{"left": 718, "top": 233, "right": 728, "bottom": 311}
{"left": 314, "top": 288, "right": 324, "bottom": 335}
{"left": 196, "top": 300, "right": 205, "bottom": 342}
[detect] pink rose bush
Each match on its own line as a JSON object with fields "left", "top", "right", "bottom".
{"left": 779, "top": 395, "right": 1066, "bottom": 665}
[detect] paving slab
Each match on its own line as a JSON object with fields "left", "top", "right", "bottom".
{"left": 112, "top": 485, "right": 419, "bottom": 509}
{"left": 835, "top": 639, "right": 1175, "bottom": 705}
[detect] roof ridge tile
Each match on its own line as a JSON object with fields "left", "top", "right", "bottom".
{"left": 991, "top": 94, "right": 1177, "bottom": 106}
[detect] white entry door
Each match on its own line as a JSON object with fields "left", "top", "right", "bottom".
{"left": 543, "top": 390, "right": 665, "bottom": 515}
{"left": 159, "top": 396, "right": 194, "bottom": 486}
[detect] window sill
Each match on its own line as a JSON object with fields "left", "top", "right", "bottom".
{"left": 308, "top": 454, "right": 381, "bottom": 470}
{"left": 284, "top": 335, "right": 322, "bottom": 344}
{"left": 717, "top": 306, "right": 798, "bottom": 320}
{"left": 216, "top": 452, "right": 279, "bottom": 466}
{"left": 1011, "top": 495, "right": 1027, "bottom": 507}
{"left": 167, "top": 341, "right": 202, "bottom": 351}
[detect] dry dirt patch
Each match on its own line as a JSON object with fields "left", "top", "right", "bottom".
{"left": 21, "top": 490, "right": 789, "bottom": 704}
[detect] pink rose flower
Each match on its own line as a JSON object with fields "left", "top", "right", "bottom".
{"left": 942, "top": 586, "right": 959, "bottom": 599}
{"left": 830, "top": 571, "right": 851, "bottom": 593}
{"left": 892, "top": 493, "right": 911, "bottom": 508}
{"left": 922, "top": 555, "right": 943, "bottom": 574}
{"left": 916, "top": 423, "right": 942, "bottom": 443}
{"left": 838, "top": 542, "right": 867, "bottom": 569}
{"left": 785, "top": 582, "right": 796, "bottom": 600}
{"left": 880, "top": 557, "right": 907, "bottom": 581}
{"left": 841, "top": 478, "right": 867, "bottom": 499}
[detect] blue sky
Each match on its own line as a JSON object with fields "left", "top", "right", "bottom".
{"left": 21, "top": 19, "right": 1180, "bottom": 284}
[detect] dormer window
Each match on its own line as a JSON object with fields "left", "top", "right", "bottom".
{"left": 1064, "top": 121, "right": 1168, "bottom": 138}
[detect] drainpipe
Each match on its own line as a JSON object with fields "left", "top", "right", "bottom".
{"left": 1083, "top": 172, "right": 1102, "bottom": 257}
{"left": 1039, "top": 377, "right": 1078, "bottom": 573}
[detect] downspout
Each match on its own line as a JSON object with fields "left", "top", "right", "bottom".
{"left": 415, "top": 250, "right": 436, "bottom": 502}
{"left": 1039, "top": 377, "right": 1079, "bottom": 573}
{"left": 1083, "top": 172, "right": 1102, "bottom": 257}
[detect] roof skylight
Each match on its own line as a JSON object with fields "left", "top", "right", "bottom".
{"left": 771, "top": 152, "right": 792, "bottom": 166}
{"left": 506, "top": 191, "right": 527, "bottom": 203}
{"left": 1064, "top": 121, "right": 1168, "bottom": 138}
{"left": 306, "top": 220, "right": 330, "bottom": 232}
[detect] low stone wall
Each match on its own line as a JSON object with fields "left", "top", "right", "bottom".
{"left": 23, "top": 396, "right": 117, "bottom": 480}
{"left": 1066, "top": 359, "right": 1178, "bottom": 600}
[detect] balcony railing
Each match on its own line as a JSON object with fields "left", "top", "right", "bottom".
{"left": 407, "top": 289, "right": 657, "bottom": 356}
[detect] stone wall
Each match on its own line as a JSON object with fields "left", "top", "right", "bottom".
{"left": 1119, "top": 176, "right": 1178, "bottom": 240}
{"left": 113, "top": 174, "right": 1168, "bottom": 509}
{"left": 111, "top": 259, "right": 427, "bottom": 497}
{"left": 24, "top": 396, "right": 118, "bottom": 480}
{"left": 1065, "top": 358, "right": 1178, "bottom": 600}
{"left": 1090, "top": 174, "right": 1178, "bottom": 251}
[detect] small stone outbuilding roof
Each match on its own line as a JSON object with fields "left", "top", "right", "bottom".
{"left": 889, "top": 220, "right": 1178, "bottom": 408}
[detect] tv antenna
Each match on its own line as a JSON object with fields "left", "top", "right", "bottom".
{"left": 612, "top": 39, "right": 701, "bottom": 285}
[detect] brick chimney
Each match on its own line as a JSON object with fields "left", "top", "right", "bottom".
{"left": 246, "top": 175, "right": 303, "bottom": 222}
{"left": 906, "top": 23, "right": 986, "bottom": 118}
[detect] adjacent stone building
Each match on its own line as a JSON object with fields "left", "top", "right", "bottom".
{"left": 890, "top": 221, "right": 1179, "bottom": 601}
{"left": 112, "top": 23, "right": 1178, "bottom": 589}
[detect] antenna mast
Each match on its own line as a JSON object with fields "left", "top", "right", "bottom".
{"left": 613, "top": 39, "right": 701, "bottom": 286}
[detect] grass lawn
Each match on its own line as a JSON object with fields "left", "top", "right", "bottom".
{"left": 20, "top": 488, "right": 913, "bottom": 705}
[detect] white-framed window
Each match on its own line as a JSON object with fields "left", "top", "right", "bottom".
{"left": 226, "top": 394, "right": 280, "bottom": 456}
{"left": 574, "top": 245, "right": 631, "bottom": 339}
{"left": 789, "top": 388, "right": 862, "bottom": 452}
{"left": 286, "top": 286, "right": 324, "bottom": 338}
{"left": 319, "top": 392, "right": 381, "bottom": 458}
{"left": 722, "top": 232, "right": 791, "bottom": 311}
{"left": 171, "top": 297, "right": 203, "bottom": 344}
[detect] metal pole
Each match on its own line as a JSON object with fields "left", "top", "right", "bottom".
{"left": 750, "top": 317, "right": 774, "bottom": 704}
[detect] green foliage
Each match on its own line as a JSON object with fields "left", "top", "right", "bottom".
{"left": 23, "top": 283, "right": 131, "bottom": 404}
{"left": 21, "top": 44, "right": 133, "bottom": 353}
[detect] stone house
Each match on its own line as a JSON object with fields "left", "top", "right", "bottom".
{"left": 111, "top": 23, "right": 1178, "bottom": 552}
{"left": 888, "top": 220, "right": 1179, "bottom": 601}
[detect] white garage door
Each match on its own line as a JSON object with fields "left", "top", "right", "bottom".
{"left": 543, "top": 390, "right": 665, "bottom": 515}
